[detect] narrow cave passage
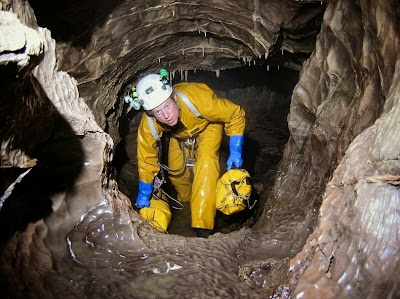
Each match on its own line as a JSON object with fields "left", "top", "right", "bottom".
{"left": 114, "top": 65, "right": 299, "bottom": 237}
{"left": 2, "top": 1, "right": 400, "bottom": 298}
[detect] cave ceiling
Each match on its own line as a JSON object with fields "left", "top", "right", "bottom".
{"left": 29, "top": 0, "right": 325, "bottom": 135}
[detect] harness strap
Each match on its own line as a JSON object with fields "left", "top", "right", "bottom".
{"left": 147, "top": 91, "right": 200, "bottom": 142}
{"left": 176, "top": 91, "right": 201, "bottom": 117}
{"left": 147, "top": 115, "right": 161, "bottom": 142}
{"left": 143, "top": 92, "right": 202, "bottom": 211}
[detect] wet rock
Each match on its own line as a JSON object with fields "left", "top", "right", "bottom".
{"left": 0, "top": 0, "right": 400, "bottom": 298}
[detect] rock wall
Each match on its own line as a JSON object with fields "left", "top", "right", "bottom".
{"left": 0, "top": 0, "right": 399, "bottom": 298}
{"left": 271, "top": 0, "right": 399, "bottom": 297}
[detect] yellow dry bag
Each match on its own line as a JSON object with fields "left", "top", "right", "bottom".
{"left": 139, "top": 192, "right": 171, "bottom": 233}
{"left": 216, "top": 169, "right": 252, "bottom": 215}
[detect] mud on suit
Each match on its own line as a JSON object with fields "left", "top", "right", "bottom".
{"left": 137, "top": 82, "right": 246, "bottom": 230}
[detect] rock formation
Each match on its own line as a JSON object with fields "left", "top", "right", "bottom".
{"left": 0, "top": 0, "right": 399, "bottom": 298}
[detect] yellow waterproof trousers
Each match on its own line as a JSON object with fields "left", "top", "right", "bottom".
{"left": 168, "top": 123, "right": 223, "bottom": 230}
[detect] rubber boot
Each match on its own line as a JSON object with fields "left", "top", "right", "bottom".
{"left": 196, "top": 228, "right": 213, "bottom": 238}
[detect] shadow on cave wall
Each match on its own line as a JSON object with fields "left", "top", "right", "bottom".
{"left": 0, "top": 63, "right": 85, "bottom": 253}
{"left": 29, "top": 0, "right": 124, "bottom": 47}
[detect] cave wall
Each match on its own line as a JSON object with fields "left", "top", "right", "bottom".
{"left": 0, "top": 5, "right": 135, "bottom": 296}
{"left": 271, "top": 0, "right": 400, "bottom": 297}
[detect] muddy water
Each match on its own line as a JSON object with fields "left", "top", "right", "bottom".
{"left": 61, "top": 201, "right": 265, "bottom": 298}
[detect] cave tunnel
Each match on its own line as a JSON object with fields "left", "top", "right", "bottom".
{"left": 1, "top": 0, "right": 400, "bottom": 298}
{"left": 113, "top": 66, "right": 299, "bottom": 238}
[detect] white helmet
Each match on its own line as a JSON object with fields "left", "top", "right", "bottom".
{"left": 136, "top": 73, "right": 172, "bottom": 110}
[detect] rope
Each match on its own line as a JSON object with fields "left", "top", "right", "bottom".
{"left": 220, "top": 179, "right": 256, "bottom": 210}
{"left": 152, "top": 188, "right": 184, "bottom": 210}
{"left": 157, "top": 140, "right": 187, "bottom": 174}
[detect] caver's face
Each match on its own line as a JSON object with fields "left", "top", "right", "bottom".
{"left": 151, "top": 96, "right": 179, "bottom": 127}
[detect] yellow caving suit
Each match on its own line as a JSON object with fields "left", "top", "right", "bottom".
{"left": 137, "top": 82, "right": 246, "bottom": 230}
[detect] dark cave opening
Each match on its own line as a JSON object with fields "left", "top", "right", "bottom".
{"left": 113, "top": 65, "right": 299, "bottom": 237}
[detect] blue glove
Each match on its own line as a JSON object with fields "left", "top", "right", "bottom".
{"left": 227, "top": 135, "right": 244, "bottom": 170}
{"left": 136, "top": 181, "right": 153, "bottom": 208}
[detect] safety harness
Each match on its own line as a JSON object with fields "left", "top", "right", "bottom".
{"left": 146, "top": 91, "right": 201, "bottom": 210}
{"left": 146, "top": 91, "right": 201, "bottom": 141}
{"left": 138, "top": 87, "right": 255, "bottom": 232}
{"left": 147, "top": 90, "right": 201, "bottom": 172}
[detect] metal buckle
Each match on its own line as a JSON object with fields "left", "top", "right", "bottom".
{"left": 186, "top": 157, "right": 195, "bottom": 168}
{"left": 154, "top": 176, "right": 164, "bottom": 189}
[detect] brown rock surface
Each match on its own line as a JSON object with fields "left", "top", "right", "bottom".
{"left": 0, "top": 0, "right": 399, "bottom": 298}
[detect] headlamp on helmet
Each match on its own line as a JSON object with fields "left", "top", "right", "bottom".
{"left": 124, "top": 86, "right": 141, "bottom": 110}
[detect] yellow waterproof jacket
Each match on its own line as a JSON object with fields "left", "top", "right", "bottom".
{"left": 137, "top": 82, "right": 246, "bottom": 183}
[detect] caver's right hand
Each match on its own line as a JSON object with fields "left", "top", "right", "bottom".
{"left": 227, "top": 135, "right": 244, "bottom": 170}
{"left": 136, "top": 181, "right": 153, "bottom": 208}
